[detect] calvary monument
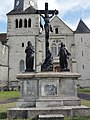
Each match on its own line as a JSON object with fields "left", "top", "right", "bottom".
{"left": 8, "top": 2, "right": 90, "bottom": 120}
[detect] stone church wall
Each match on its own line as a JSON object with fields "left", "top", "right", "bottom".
{"left": 75, "top": 33, "right": 90, "bottom": 87}
{"left": 8, "top": 35, "right": 36, "bottom": 82}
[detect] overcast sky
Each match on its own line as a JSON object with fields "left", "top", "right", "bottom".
{"left": 0, "top": 0, "right": 90, "bottom": 33}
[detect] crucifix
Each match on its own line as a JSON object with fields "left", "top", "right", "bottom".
{"left": 37, "top": 3, "right": 58, "bottom": 71}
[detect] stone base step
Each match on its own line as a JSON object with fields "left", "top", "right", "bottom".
{"left": 8, "top": 106, "right": 90, "bottom": 120}
{"left": 39, "top": 114, "right": 64, "bottom": 120}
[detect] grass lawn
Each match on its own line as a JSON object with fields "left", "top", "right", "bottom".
{"left": 81, "top": 100, "right": 90, "bottom": 107}
{"left": 0, "top": 102, "right": 16, "bottom": 113}
{"left": 65, "top": 116, "right": 90, "bottom": 120}
{"left": 78, "top": 88, "right": 90, "bottom": 94}
{"left": 0, "top": 91, "right": 20, "bottom": 100}
{"left": 0, "top": 90, "right": 90, "bottom": 120}
{"left": 0, "top": 91, "right": 18, "bottom": 119}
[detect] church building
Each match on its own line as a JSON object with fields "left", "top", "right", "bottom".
{"left": 0, "top": 0, "right": 90, "bottom": 89}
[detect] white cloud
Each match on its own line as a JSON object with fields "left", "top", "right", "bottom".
{"left": 0, "top": 0, "right": 14, "bottom": 22}
{"left": 84, "top": 18, "right": 90, "bottom": 29}
{"left": 1, "top": 0, "right": 90, "bottom": 21}
{"left": 37, "top": 0, "right": 58, "bottom": 10}
{"left": 0, "top": 0, "right": 90, "bottom": 32}
{"left": 65, "top": 21, "right": 78, "bottom": 31}
{"left": 37, "top": 0, "right": 90, "bottom": 30}
{"left": 54, "top": 0, "right": 90, "bottom": 17}
{"left": 37, "top": 0, "right": 90, "bottom": 24}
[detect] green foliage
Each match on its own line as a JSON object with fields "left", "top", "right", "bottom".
{"left": 0, "top": 112, "right": 7, "bottom": 119}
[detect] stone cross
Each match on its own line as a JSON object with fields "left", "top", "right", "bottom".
{"left": 37, "top": 2, "right": 58, "bottom": 57}
{"left": 37, "top": 3, "right": 58, "bottom": 71}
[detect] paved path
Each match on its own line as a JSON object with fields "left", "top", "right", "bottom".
{"left": 77, "top": 93, "right": 90, "bottom": 101}
{"left": 0, "top": 97, "right": 19, "bottom": 104}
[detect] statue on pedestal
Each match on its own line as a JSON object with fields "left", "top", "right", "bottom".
{"left": 58, "top": 42, "right": 71, "bottom": 71}
{"left": 25, "top": 41, "right": 34, "bottom": 72}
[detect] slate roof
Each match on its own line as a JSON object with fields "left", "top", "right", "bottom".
{"left": 75, "top": 19, "right": 90, "bottom": 33}
{"left": 0, "top": 33, "right": 7, "bottom": 43}
{"left": 7, "top": 6, "right": 38, "bottom": 15}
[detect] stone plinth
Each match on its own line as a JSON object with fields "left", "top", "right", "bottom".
{"left": 8, "top": 72, "right": 90, "bottom": 120}
{"left": 16, "top": 72, "right": 81, "bottom": 108}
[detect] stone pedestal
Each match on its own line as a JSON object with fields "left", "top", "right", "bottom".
{"left": 8, "top": 72, "right": 90, "bottom": 119}
{"left": 16, "top": 72, "right": 81, "bottom": 108}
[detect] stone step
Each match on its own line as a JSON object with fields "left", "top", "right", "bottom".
{"left": 8, "top": 106, "right": 90, "bottom": 120}
{"left": 39, "top": 114, "right": 64, "bottom": 120}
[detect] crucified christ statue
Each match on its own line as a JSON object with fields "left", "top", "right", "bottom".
{"left": 37, "top": 3, "right": 58, "bottom": 71}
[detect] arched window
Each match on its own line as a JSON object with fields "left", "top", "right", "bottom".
{"left": 22, "top": 43, "right": 24, "bottom": 47}
{"left": 15, "top": 19, "right": 18, "bottom": 28}
{"left": 24, "top": 19, "right": 27, "bottom": 28}
{"left": 55, "top": 28, "right": 58, "bottom": 34}
{"left": 28, "top": 18, "right": 31, "bottom": 27}
{"left": 19, "top": 19, "right": 22, "bottom": 28}
{"left": 51, "top": 43, "right": 57, "bottom": 56}
{"left": 20, "top": 60, "right": 24, "bottom": 72}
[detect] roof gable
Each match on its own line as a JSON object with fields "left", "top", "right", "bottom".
{"left": 50, "top": 16, "right": 73, "bottom": 34}
{"left": 75, "top": 19, "right": 90, "bottom": 33}
{"left": 7, "top": 6, "right": 37, "bottom": 15}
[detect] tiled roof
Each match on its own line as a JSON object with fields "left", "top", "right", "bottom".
{"left": 75, "top": 19, "right": 90, "bottom": 33}
{"left": 0, "top": 33, "right": 7, "bottom": 42}
{"left": 7, "top": 6, "right": 38, "bottom": 15}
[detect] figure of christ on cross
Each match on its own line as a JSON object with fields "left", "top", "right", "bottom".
{"left": 37, "top": 3, "right": 58, "bottom": 71}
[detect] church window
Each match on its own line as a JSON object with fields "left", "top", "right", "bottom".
{"left": 53, "top": 40, "right": 55, "bottom": 42}
{"left": 24, "top": 19, "right": 27, "bottom": 28}
{"left": 82, "top": 51, "right": 83, "bottom": 56}
{"left": 15, "top": 19, "right": 18, "bottom": 28}
{"left": 51, "top": 43, "right": 57, "bottom": 56}
{"left": 55, "top": 28, "right": 58, "bottom": 34}
{"left": 82, "top": 65, "right": 84, "bottom": 69}
{"left": 20, "top": 60, "right": 24, "bottom": 72}
{"left": 19, "top": 19, "right": 22, "bottom": 28}
{"left": 28, "top": 18, "right": 31, "bottom": 27}
{"left": 81, "top": 38, "right": 83, "bottom": 42}
{"left": 56, "top": 40, "right": 58, "bottom": 43}
{"left": 22, "top": 43, "right": 24, "bottom": 47}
